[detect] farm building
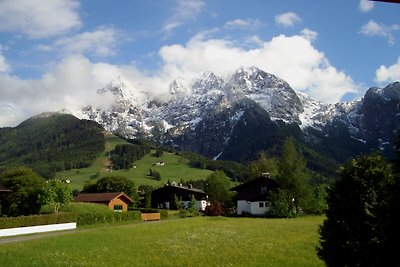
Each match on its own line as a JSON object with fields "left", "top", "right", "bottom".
{"left": 151, "top": 183, "right": 209, "bottom": 211}
{"left": 231, "top": 174, "right": 278, "bottom": 216}
{"left": 74, "top": 192, "right": 133, "bottom": 212}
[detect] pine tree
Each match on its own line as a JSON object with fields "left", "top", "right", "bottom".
{"left": 318, "top": 153, "right": 394, "bottom": 266}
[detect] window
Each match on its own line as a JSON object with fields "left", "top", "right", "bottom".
{"left": 259, "top": 202, "right": 264, "bottom": 208}
{"left": 261, "top": 186, "right": 267, "bottom": 194}
{"left": 114, "top": 205, "right": 123, "bottom": 212}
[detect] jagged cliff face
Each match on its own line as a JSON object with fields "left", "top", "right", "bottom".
{"left": 77, "top": 67, "right": 400, "bottom": 163}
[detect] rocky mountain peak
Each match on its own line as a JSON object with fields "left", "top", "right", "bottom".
{"left": 191, "top": 72, "right": 227, "bottom": 94}
{"left": 169, "top": 77, "right": 189, "bottom": 96}
{"left": 229, "top": 66, "right": 303, "bottom": 123}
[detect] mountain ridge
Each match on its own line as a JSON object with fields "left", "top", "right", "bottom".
{"left": 73, "top": 67, "right": 400, "bottom": 175}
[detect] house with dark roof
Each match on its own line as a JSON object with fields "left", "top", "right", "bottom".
{"left": 74, "top": 192, "right": 133, "bottom": 212}
{"left": 230, "top": 174, "right": 278, "bottom": 216}
{"left": 151, "top": 183, "right": 209, "bottom": 211}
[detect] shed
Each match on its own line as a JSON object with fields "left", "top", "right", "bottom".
{"left": 74, "top": 192, "right": 133, "bottom": 212}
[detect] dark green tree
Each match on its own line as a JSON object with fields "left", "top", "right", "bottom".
{"left": 205, "top": 170, "right": 233, "bottom": 208}
{"left": 82, "top": 175, "right": 137, "bottom": 203}
{"left": 377, "top": 135, "right": 400, "bottom": 265}
{"left": 155, "top": 148, "right": 164, "bottom": 158}
{"left": 0, "top": 166, "right": 46, "bottom": 216}
{"left": 317, "top": 153, "right": 394, "bottom": 266}
{"left": 95, "top": 176, "right": 136, "bottom": 196}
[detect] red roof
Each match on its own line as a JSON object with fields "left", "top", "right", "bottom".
{"left": 74, "top": 192, "right": 133, "bottom": 204}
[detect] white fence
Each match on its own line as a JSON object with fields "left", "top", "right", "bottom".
{"left": 0, "top": 222, "right": 76, "bottom": 237}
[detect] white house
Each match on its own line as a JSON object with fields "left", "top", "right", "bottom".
{"left": 231, "top": 174, "right": 278, "bottom": 216}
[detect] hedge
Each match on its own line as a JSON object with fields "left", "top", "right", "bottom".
{"left": 0, "top": 212, "right": 77, "bottom": 230}
{"left": 58, "top": 203, "right": 141, "bottom": 226}
{"left": 76, "top": 210, "right": 141, "bottom": 227}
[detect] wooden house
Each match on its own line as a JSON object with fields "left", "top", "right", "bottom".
{"left": 74, "top": 192, "right": 133, "bottom": 212}
{"left": 151, "top": 183, "right": 209, "bottom": 211}
{"left": 230, "top": 174, "right": 278, "bottom": 216}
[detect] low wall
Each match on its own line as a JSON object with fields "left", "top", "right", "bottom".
{"left": 0, "top": 222, "right": 77, "bottom": 237}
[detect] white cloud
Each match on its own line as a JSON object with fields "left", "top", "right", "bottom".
{"left": 360, "top": 20, "right": 400, "bottom": 45}
{"left": 0, "top": 45, "right": 10, "bottom": 73}
{"left": 158, "top": 30, "right": 357, "bottom": 103}
{"left": 43, "top": 26, "right": 120, "bottom": 57}
{"left": 275, "top": 12, "right": 302, "bottom": 27}
{"left": 163, "top": 0, "right": 205, "bottom": 35}
{"left": 359, "top": 0, "right": 374, "bottom": 12}
{"left": 300, "top": 28, "right": 318, "bottom": 42}
{"left": 0, "top": 55, "right": 121, "bottom": 126}
{"left": 0, "top": 0, "right": 81, "bottom": 38}
{"left": 375, "top": 57, "right": 400, "bottom": 83}
{"left": 0, "top": 29, "right": 360, "bottom": 127}
{"left": 224, "top": 19, "right": 263, "bottom": 29}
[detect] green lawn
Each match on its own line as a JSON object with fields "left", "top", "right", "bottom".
{"left": 56, "top": 134, "right": 213, "bottom": 191}
{"left": 0, "top": 216, "right": 324, "bottom": 267}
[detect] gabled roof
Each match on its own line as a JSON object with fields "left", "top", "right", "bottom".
{"left": 74, "top": 192, "right": 133, "bottom": 204}
{"left": 230, "top": 176, "right": 278, "bottom": 192}
{"left": 152, "top": 184, "right": 206, "bottom": 195}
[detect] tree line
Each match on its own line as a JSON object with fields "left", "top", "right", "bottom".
{"left": 110, "top": 144, "right": 150, "bottom": 170}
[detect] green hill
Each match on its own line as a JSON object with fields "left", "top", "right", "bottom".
{"left": 0, "top": 113, "right": 240, "bottom": 191}
{"left": 56, "top": 134, "right": 213, "bottom": 190}
{"left": 0, "top": 113, "right": 105, "bottom": 178}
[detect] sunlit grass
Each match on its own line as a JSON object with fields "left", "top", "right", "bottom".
{"left": 0, "top": 216, "right": 324, "bottom": 267}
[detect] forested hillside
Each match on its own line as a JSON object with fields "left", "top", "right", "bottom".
{"left": 0, "top": 113, "right": 105, "bottom": 178}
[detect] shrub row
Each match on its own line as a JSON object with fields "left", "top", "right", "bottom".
{"left": 0, "top": 212, "right": 77, "bottom": 229}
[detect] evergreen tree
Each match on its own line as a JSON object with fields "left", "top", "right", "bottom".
{"left": 318, "top": 153, "right": 394, "bottom": 266}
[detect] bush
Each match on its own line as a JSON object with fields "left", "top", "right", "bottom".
{"left": 177, "top": 209, "right": 189, "bottom": 218}
{"left": 0, "top": 212, "right": 77, "bottom": 229}
{"left": 204, "top": 202, "right": 225, "bottom": 216}
{"left": 267, "top": 189, "right": 296, "bottom": 218}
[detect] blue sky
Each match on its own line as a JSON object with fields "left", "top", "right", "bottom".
{"left": 0, "top": 0, "right": 399, "bottom": 127}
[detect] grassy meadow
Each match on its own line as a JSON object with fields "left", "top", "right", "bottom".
{"left": 56, "top": 134, "right": 213, "bottom": 190}
{"left": 0, "top": 216, "right": 324, "bottom": 267}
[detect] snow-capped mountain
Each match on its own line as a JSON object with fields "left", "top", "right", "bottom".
{"left": 77, "top": 67, "right": 400, "bottom": 166}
